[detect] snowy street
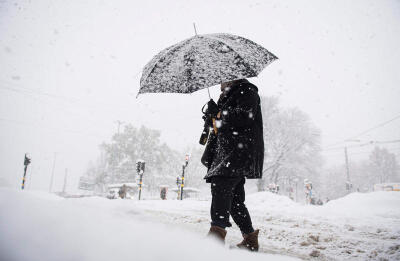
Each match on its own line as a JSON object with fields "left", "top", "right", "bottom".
{"left": 130, "top": 191, "right": 400, "bottom": 260}
{"left": 1, "top": 188, "right": 399, "bottom": 261}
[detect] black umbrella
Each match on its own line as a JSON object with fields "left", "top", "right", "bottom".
{"left": 138, "top": 33, "right": 277, "bottom": 96}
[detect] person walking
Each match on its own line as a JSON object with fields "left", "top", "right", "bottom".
{"left": 201, "top": 78, "right": 264, "bottom": 251}
{"left": 118, "top": 184, "right": 127, "bottom": 199}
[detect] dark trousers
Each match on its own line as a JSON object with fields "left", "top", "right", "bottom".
{"left": 210, "top": 177, "right": 254, "bottom": 234}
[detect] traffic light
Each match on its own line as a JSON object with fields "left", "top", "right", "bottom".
{"left": 136, "top": 161, "right": 141, "bottom": 173}
{"left": 24, "top": 154, "right": 31, "bottom": 166}
{"left": 22, "top": 153, "right": 31, "bottom": 190}
{"left": 136, "top": 161, "right": 145, "bottom": 173}
{"left": 141, "top": 162, "right": 145, "bottom": 172}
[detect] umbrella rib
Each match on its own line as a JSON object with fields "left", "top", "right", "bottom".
{"left": 141, "top": 38, "right": 193, "bottom": 91}
{"left": 209, "top": 33, "right": 278, "bottom": 75}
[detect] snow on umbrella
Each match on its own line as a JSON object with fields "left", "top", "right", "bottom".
{"left": 138, "top": 33, "right": 278, "bottom": 95}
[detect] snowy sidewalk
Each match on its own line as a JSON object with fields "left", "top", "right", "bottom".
{"left": 1, "top": 189, "right": 399, "bottom": 261}
{"left": 0, "top": 188, "right": 298, "bottom": 261}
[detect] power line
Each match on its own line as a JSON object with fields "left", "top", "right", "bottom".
{"left": 0, "top": 78, "right": 135, "bottom": 113}
{"left": 0, "top": 86, "right": 115, "bottom": 131}
{"left": 323, "top": 139, "right": 400, "bottom": 152}
{"left": 0, "top": 81, "right": 139, "bottom": 128}
{"left": 323, "top": 147, "right": 400, "bottom": 157}
{"left": 0, "top": 117, "right": 104, "bottom": 139}
{"left": 324, "top": 113, "right": 400, "bottom": 149}
{"left": 0, "top": 82, "right": 80, "bottom": 104}
{"left": 348, "top": 115, "right": 400, "bottom": 139}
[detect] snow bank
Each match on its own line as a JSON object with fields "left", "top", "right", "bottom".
{"left": 0, "top": 188, "right": 298, "bottom": 261}
{"left": 247, "top": 191, "right": 299, "bottom": 209}
{"left": 246, "top": 190, "right": 400, "bottom": 218}
{"left": 322, "top": 191, "right": 400, "bottom": 219}
{"left": 246, "top": 190, "right": 400, "bottom": 229}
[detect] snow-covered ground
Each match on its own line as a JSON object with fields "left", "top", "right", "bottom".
{"left": 0, "top": 188, "right": 298, "bottom": 261}
{"left": 1, "top": 189, "right": 399, "bottom": 261}
{"left": 130, "top": 191, "right": 400, "bottom": 260}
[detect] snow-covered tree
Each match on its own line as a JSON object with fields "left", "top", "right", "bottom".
{"left": 369, "top": 146, "right": 399, "bottom": 183}
{"left": 85, "top": 124, "right": 182, "bottom": 193}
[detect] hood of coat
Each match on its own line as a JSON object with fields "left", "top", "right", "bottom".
{"left": 218, "top": 79, "right": 259, "bottom": 106}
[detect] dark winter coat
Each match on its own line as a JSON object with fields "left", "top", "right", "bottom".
{"left": 202, "top": 79, "right": 264, "bottom": 181}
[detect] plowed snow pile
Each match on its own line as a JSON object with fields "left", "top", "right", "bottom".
{"left": 248, "top": 191, "right": 400, "bottom": 226}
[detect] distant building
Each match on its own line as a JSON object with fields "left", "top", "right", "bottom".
{"left": 373, "top": 183, "right": 400, "bottom": 192}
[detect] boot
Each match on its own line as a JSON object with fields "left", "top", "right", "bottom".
{"left": 237, "top": 229, "right": 259, "bottom": 251}
{"left": 207, "top": 226, "right": 227, "bottom": 244}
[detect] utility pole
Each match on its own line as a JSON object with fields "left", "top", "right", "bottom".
{"left": 180, "top": 165, "right": 185, "bottom": 200}
{"left": 28, "top": 166, "right": 34, "bottom": 190}
{"left": 344, "top": 147, "right": 352, "bottom": 192}
{"left": 115, "top": 120, "right": 124, "bottom": 135}
{"left": 62, "top": 168, "right": 68, "bottom": 194}
{"left": 176, "top": 176, "right": 181, "bottom": 199}
{"left": 49, "top": 152, "right": 57, "bottom": 193}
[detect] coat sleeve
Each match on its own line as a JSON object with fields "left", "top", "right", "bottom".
{"left": 219, "top": 89, "right": 259, "bottom": 129}
{"left": 201, "top": 131, "right": 216, "bottom": 168}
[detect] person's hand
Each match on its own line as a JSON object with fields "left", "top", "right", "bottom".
{"left": 207, "top": 99, "right": 219, "bottom": 117}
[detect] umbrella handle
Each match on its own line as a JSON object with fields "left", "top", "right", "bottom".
{"left": 193, "top": 23, "right": 198, "bottom": 36}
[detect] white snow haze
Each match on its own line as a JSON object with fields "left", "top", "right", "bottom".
{"left": 1, "top": 0, "right": 399, "bottom": 190}
{"left": 1, "top": 1, "right": 400, "bottom": 261}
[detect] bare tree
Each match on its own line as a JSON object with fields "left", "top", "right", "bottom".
{"left": 257, "top": 96, "right": 322, "bottom": 192}
{"left": 369, "top": 146, "right": 399, "bottom": 184}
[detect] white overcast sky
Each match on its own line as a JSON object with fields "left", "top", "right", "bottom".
{"left": 1, "top": 0, "right": 399, "bottom": 191}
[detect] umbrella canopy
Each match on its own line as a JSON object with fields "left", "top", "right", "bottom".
{"left": 139, "top": 33, "right": 277, "bottom": 95}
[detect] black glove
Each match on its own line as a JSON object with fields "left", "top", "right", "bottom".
{"left": 207, "top": 99, "right": 219, "bottom": 118}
